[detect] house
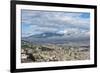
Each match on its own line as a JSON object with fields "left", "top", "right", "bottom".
{"left": 21, "top": 53, "right": 28, "bottom": 60}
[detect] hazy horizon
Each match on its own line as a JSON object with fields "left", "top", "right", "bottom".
{"left": 21, "top": 9, "right": 90, "bottom": 44}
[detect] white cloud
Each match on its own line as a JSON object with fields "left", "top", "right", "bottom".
{"left": 21, "top": 10, "right": 90, "bottom": 39}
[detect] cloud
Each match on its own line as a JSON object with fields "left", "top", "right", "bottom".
{"left": 21, "top": 9, "right": 90, "bottom": 38}
{"left": 50, "top": 28, "right": 90, "bottom": 40}
{"left": 57, "top": 28, "right": 81, "bottom": 35}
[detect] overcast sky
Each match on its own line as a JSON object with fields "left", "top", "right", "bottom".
{"left": 21, "top": 9, "right": 90, "bottom": 39}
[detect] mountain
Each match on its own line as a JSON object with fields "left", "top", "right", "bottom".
{"left": 27, "top": 32, "right": 64, "bottom": 38}
{"left": 22, "top": 32, "right": 90, "bottom": 45}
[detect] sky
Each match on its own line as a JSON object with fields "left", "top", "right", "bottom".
{"left": 21, "top": 9, "right": 90, "bottom": 39}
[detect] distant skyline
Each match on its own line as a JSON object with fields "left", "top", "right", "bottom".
{"left": 21, "top": 9, "right": 90, "bottom": 40}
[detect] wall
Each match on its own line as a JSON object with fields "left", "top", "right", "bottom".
{"left": 0, "top": 0, "right": 99, "bottom": 73}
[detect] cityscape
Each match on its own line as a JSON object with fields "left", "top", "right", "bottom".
{"left": 21, "top": 10, "right": 90, "bottom": 63}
